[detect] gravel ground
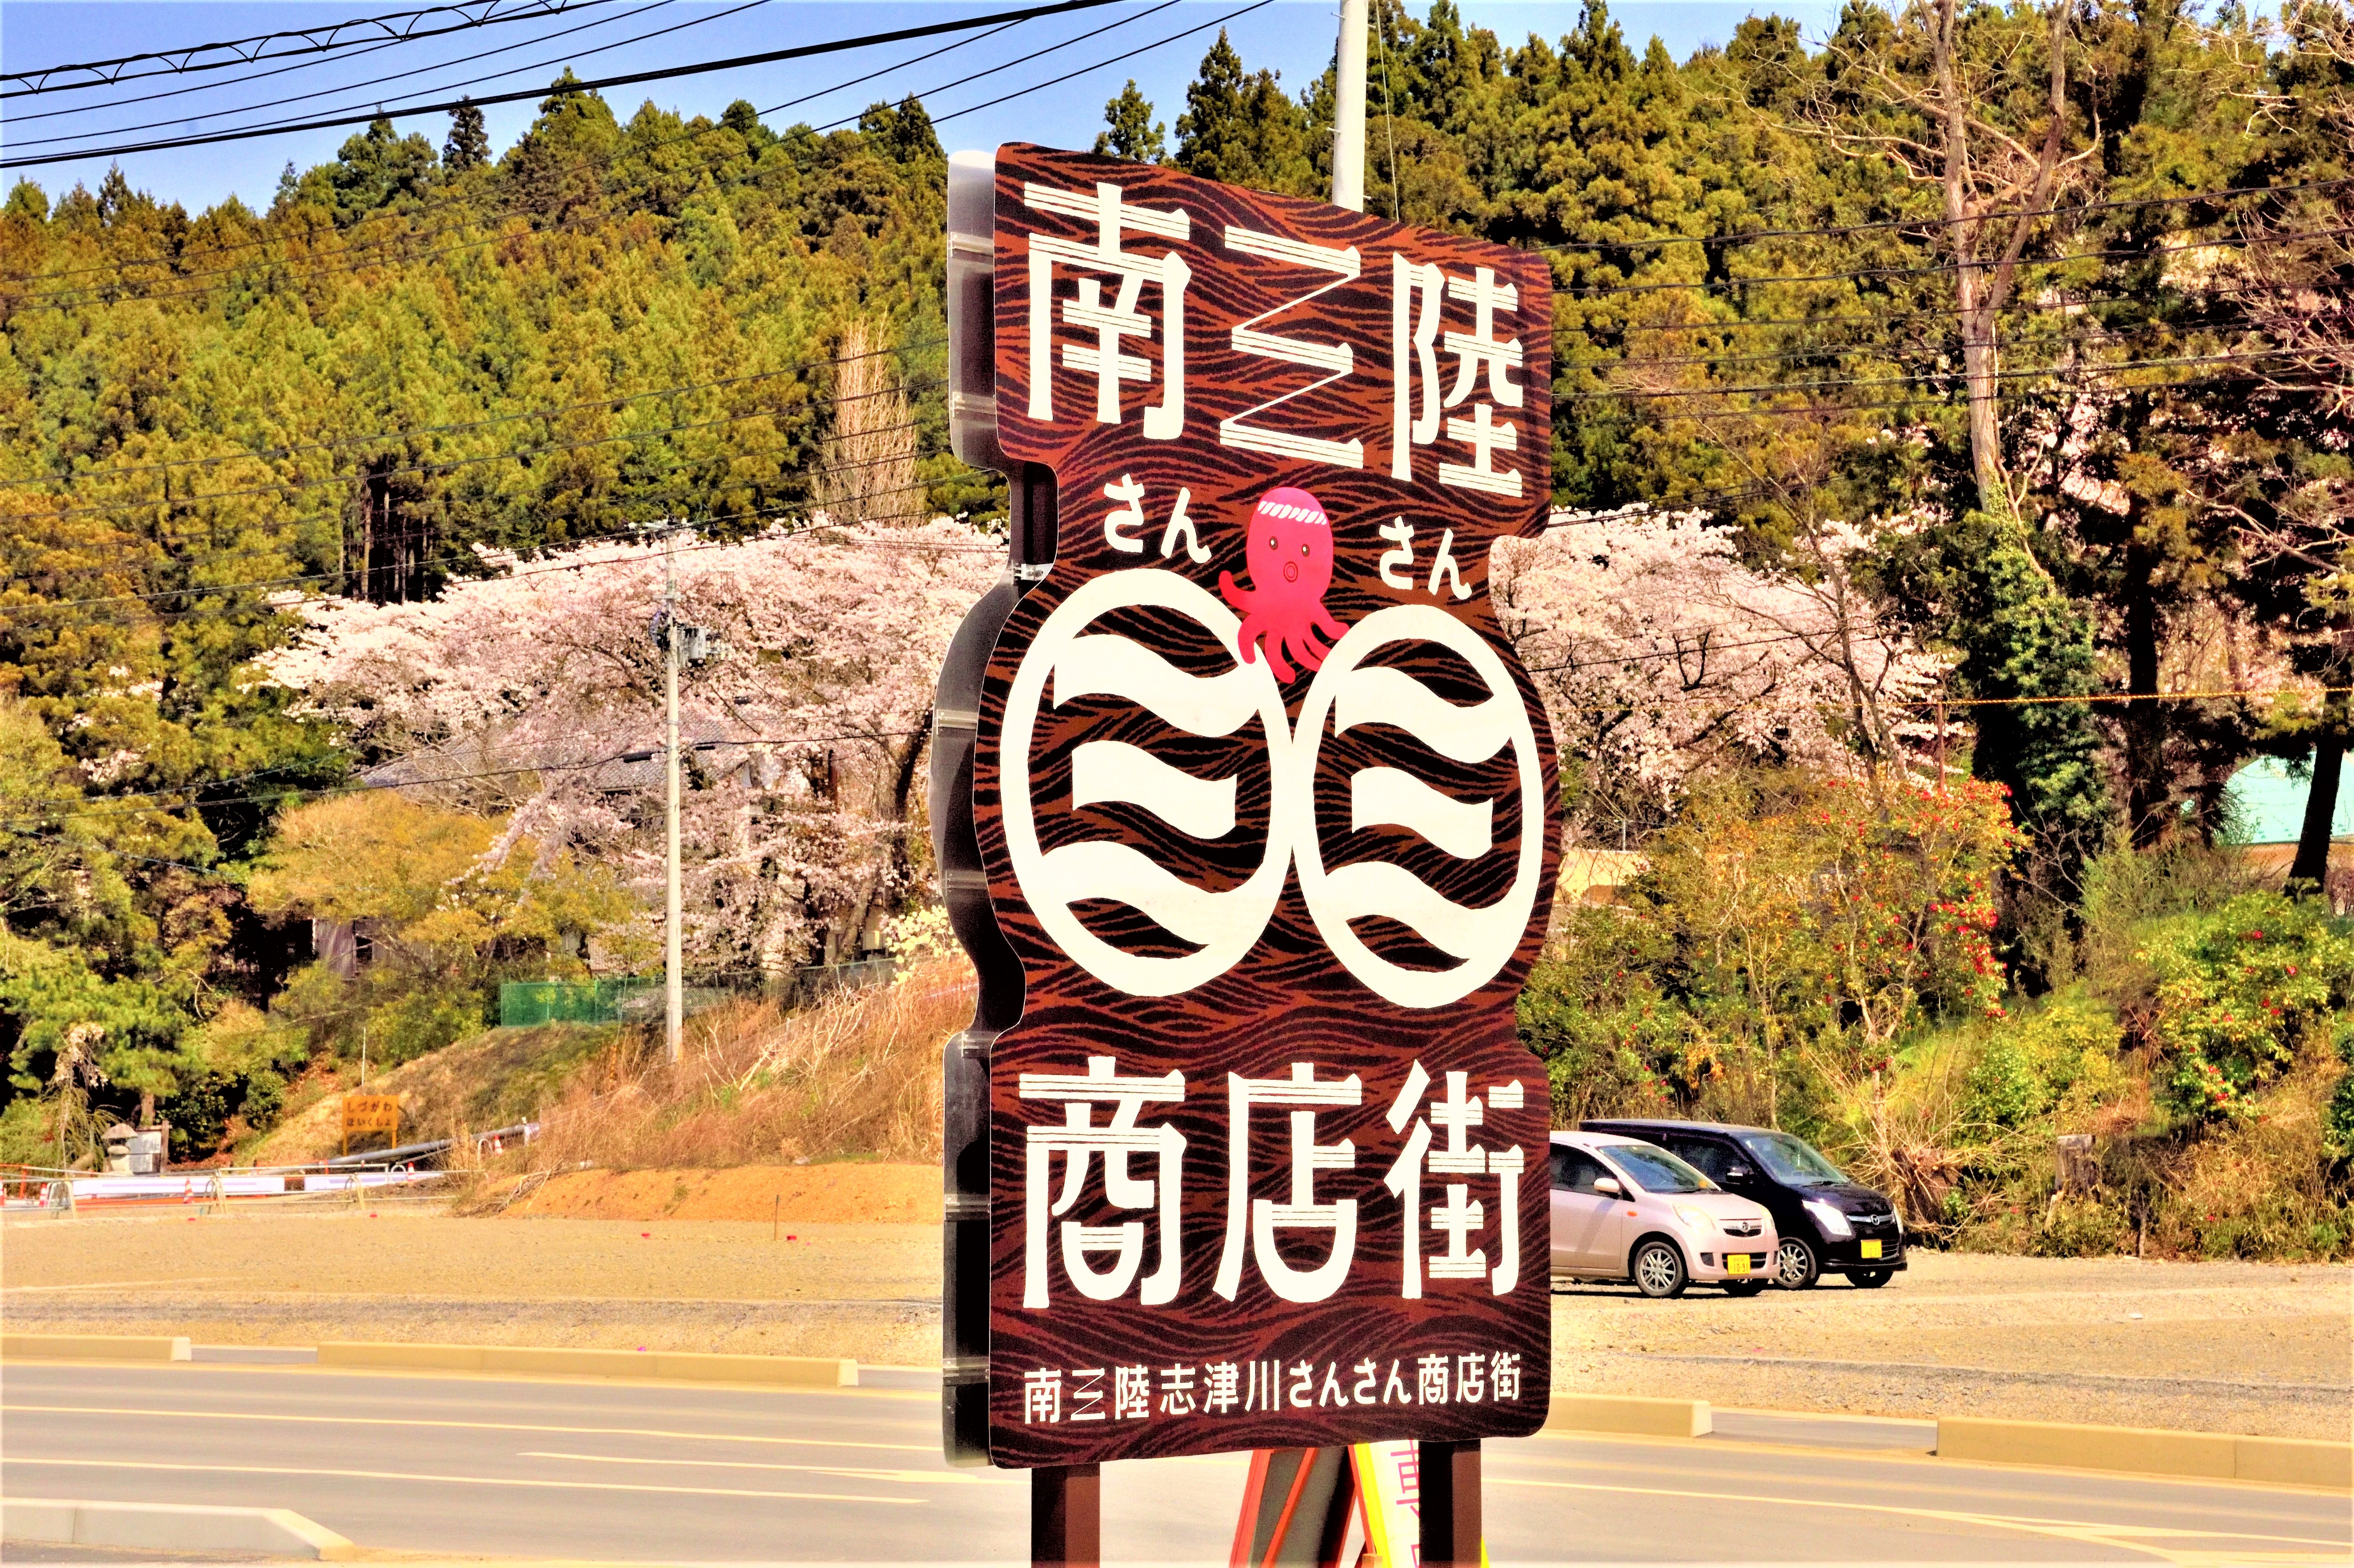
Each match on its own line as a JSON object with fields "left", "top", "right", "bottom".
{"left": 4, "top": 1208, "right": 2345, "bottom": 1438}
{"left": 1550, "top": 1252, "right": 2351, "bottom": 1439}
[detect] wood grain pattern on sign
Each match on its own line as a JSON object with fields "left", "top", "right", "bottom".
{"left": 968, "top": 144, "right": 1559, "bottom": 1468}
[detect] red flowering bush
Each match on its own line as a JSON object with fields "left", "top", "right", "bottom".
{"left": 1632, "top": 771, "right": 2021, "bottom": 1063}
{"left": 2143, "top": 893, "right": 2354, "bottom": 1122}
{"left": 1522, "top": 771, "right": 2017, "bottom": 1124}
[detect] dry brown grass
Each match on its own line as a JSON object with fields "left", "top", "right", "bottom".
{"left": 490, "top": 956, "right": 974, "bottom": 1175}
{"left": 2153, "top": 1051, "right": 2352, "bottom": 1259}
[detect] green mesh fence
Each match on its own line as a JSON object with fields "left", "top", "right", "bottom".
{"left": 500, "top": 962, "right": 897, "bottom": 1027}
{"left": 498, "top": 979, "right": 658, "bottom": 1027}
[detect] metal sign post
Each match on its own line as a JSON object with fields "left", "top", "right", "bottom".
{"left": 936, "top": 144, "right": 1557, "bottom": 1568}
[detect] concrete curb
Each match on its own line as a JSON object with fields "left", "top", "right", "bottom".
{"left": 2, "top": 1497, "right": 357, "bottom": 1560}
{"left": 317, "top": 1340, "right": 858, "bottom": 1387}
{"left": 1936, "top": 1415, "right": 2353, "bottom": 1490}
{"left": 0, "top": 1333, "right": 191, "bottom": 1363}
{"left": 1543, "top": 1392, "right": 1712, "bottom": 1438}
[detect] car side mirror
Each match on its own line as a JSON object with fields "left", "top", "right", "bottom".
{"left": 1593, "top": 1176, "right": 1622, "bottom": 1196}
{"left": 1724, "top": 1166, "right": 1752, "bottom": 1183}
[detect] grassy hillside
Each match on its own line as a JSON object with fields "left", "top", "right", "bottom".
{"left": 244, "top": 1021, "right": 615, "bottom": 1165}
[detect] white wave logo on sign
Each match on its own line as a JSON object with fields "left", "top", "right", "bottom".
{"left": 1000, "top": 569, "right": 1544, "bottom": 1008}
{"left": 1001, "top": 572, "right": 1296, "bottom": 999}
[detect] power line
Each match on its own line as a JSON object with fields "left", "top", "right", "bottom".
{"left": 1530, "top": 623, "right": 1875, "bottom": 674}
{"left": 1891, "top": 685, "right": 2339, "bottom": 709}
{"left": 20, "top": 378, "right": 938, "bottom": 521}
{"left": 21, "top": 182, "right": 2339, "bottom": 333}
{"left": 0, "top": 0, "right": 1132, "bottom": 169}
{"left": 3, "top": 0, "right": 1177, "bottom": 308}
{"left": 24, "top": 137, "right": 2347, "bottom": 297}
{"left": 15, "top": 669, "right": 2320, "bottom": 836}
{"left": 1526, "top": 175, "right": 2354, "bottom": 260}
{"left": 1562, "top": 300, "right": 2237, "bottom": 337}
{"left": 1560, "top": 347, "right": 2300, "bottom": 402}
{"left": 1557, "top": 318, "right": 2244, "bottom": 375}
{"left": 26, "top": 0, "right": 1179, "bottom": 155}
{"left": 925, "top": 0, "right": 1269, "bottom": 127}
{"left": 1545, "top": 224, "right": 2354, "bottom": 302}
{"left": 1550, "top": 371, "right": 2310, "bottom": 427}
{"left": 6, "top": 424, "right": 974, "bottom": 595}
{"left": 2, "top": 474, "right": 995, "bottom": 618}
{"left": 19, "top": 203, "right": 2325, "bottom": 335}
{"left": 8, "top": 0, "right": 771, "bottom": 157}
{"left": 18, "top": 308, "right": 2072, "bottom": 492}
{"left": 0, "top": 334, "right": 941, "bottom": 491}
{"left": 9, "top": 60, "right": 737, "bottom": 281}
{"left": 8, "top": 28, "right": 542, "bottom": 130}
{"left": 25, "top": 339, "right": 2291, "bottom": 531}
{"left": 749, "top": 12, "right": 1033, "bottom": 120}
{"left": 5, "top": 360, "right": 2312, "bottom": 615}
{"left": 0, "top": 722, "right": 934, "bottom": 834}
{"left": 3, "top": 0, "right": 617, "bottom": 96}
{"left": 785, "top": 0, "right": 1184, "bottom": 128}
{"left": 3, "top": 0, "right": 695, "bottom": 142}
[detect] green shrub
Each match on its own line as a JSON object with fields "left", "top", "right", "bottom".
{"left": 237, "top": 1069, "right": 288, "bottom": 1131}
{"left": 2033, "top": 1196, "right": 2133, "bottom": 1257}
{"left": 0, "top": 1097, "right": 51, "bottom": 1166}
{"left": 366, "top": 983, "right": 495, "bottom": 1071}
{"left": 2328, "top": 1024, "right": 2354, "bottom": 1161}
{"left": 2065, "top": 841, "right": 2258, "bottom": 1031}
{"left": 1520, "top": 907, "right": 1696, "bottom": 1124}
{"left": 157, "top": 1070, "right": 237, "bottom": 1151}
{"left": 1958, "top": 991, "right": 2125, "bottom": 1131}
{"left": 2142, "top": 893, "right": 2354, "bottom": 1122}
{"left": 1964, "top": 1034, "right": 2045, "bottom": 1129}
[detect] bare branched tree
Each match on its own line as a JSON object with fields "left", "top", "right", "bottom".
{"left": 815, "top": 320, "right": 919, "bottom": 528}
{"left": 1805, "top": 0, "right": 2092, "bottom": 512}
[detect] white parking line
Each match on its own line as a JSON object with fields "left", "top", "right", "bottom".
{"left": 0, "top": 1455, "right": 928, "bottom": 1506}
{"left": 517, "top": 1451, "right": 999, "bottom": 1485}
{"left": 1, "top": 1402, "right": 932, "bottom": 1451}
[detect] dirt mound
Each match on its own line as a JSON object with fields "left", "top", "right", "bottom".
{"left": 499, "top": 1162, "right": 940, "bottom": 1223}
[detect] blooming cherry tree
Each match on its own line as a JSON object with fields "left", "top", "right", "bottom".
{"left": 1491, "top": 509, "right": 1946, "bottom": 835}
{"left": 267, "top": 520, "right": 1000, "bottom": 973}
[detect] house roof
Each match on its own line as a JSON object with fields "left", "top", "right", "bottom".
{"left": 2221, "top": 752, "right": 2354, "bottom": 847}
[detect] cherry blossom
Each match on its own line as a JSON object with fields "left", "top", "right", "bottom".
{"left": 1491, "top": 509, "right": 1946, "bottom": 832}
{"left": 266, "top": 520, "right": 1001, "bottom": 973}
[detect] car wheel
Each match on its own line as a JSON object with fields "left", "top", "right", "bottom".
{"left": 1774, "top": 1235, "right": 1820, "bottom": 1289}
{"left": 1846, "top": 1267, "right": 1894, "bottom": 1289}
{"left": 1722, "top": 1279, "right": 1766, "bottom": 1297}
{"left": 1631, "top": 1238, "right": 1688, "bottom": 1299}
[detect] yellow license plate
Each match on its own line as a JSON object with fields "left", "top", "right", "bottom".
{"left": 1727, "top": 1253, "right": 1750, "bottom": 1275}
{"left": 1860, "top": 1239, "right": 1883, "bottom": 1260}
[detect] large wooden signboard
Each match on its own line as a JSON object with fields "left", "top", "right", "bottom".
{"left": 949, "top": 144, "right": 1558, "bottom": 1470}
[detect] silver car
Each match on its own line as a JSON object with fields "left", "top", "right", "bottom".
{"left": 1549, "top": 1131, "right": 1780, "bottom": 1298}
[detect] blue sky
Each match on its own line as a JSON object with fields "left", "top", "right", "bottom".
{"left": 0, "top": 1, "right": 1840, "bottom": 213}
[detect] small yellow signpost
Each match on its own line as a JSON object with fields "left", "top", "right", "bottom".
{"left": 340, "top": 1094, "right": 400, "bottom": 1157}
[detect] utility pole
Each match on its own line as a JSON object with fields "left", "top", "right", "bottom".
{"left": 1331, "top": 0, "right": 1368, "bottom": 212}
{"left": 663, "top": 526, "right": 683, "bottom": 1065}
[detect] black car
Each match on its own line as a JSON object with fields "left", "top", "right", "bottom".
{"left": 1578, "top": 1119, "right": 1907, "bottom": 1289}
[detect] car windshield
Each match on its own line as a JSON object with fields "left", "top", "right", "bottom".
{"left": 1599, "top": 1143, "right": 1712, "bottom": 1194}
{"left": 1740, "top": 1131, "right": 1848, "bottom": 1185}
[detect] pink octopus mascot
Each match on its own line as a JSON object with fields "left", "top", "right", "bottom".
{"left": 1219, "top": 486, "right": 1348, "bottom": 682}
